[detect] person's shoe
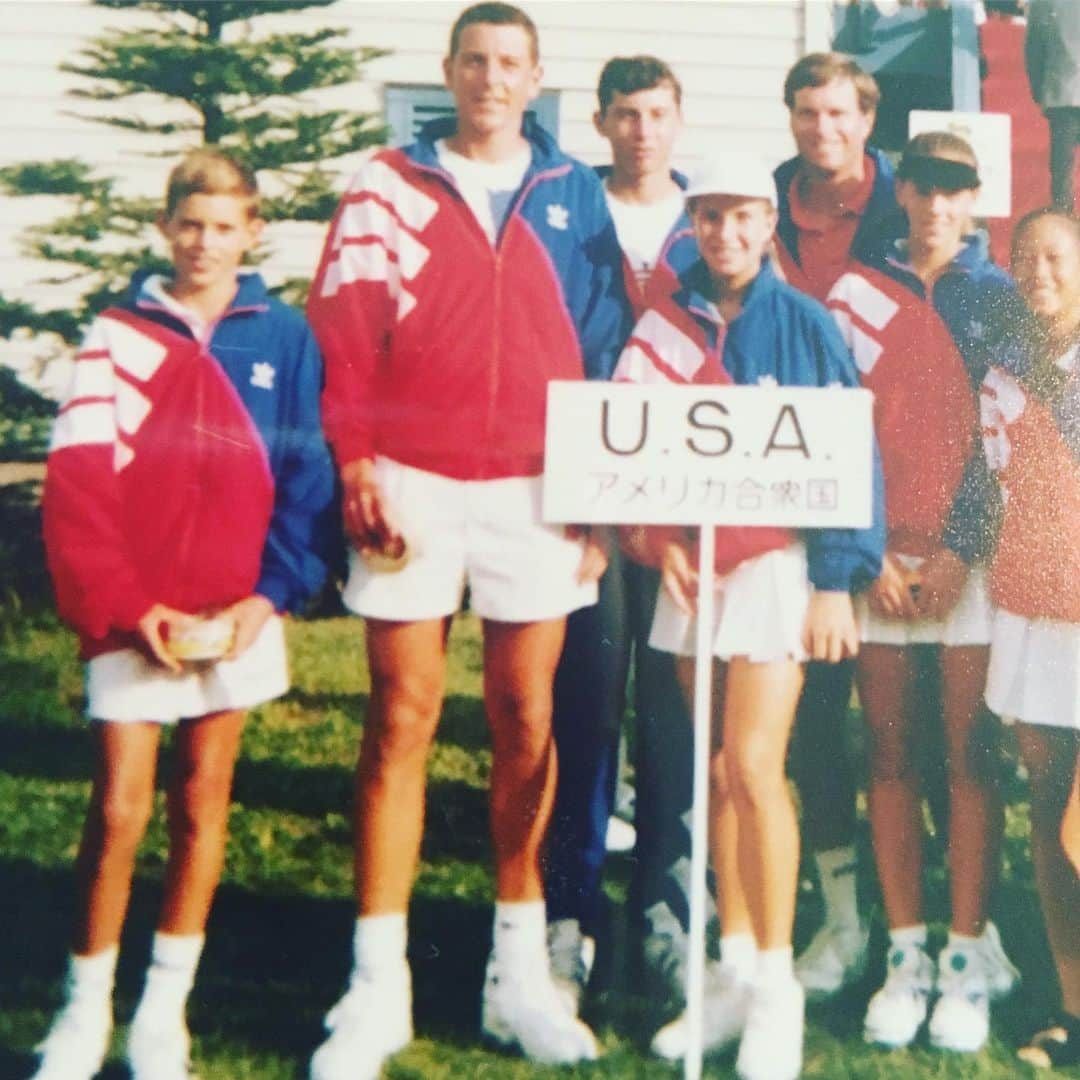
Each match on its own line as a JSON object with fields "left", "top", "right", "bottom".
{"left": 794, "top": 921, "right": 868, "bottom": 1000}
{"left": 863, "top": 940, "right": 934, "bottom": 1048}
{"left": 481, "top": 954, "right": 599, "bottom": 1064}
{"left": 641, "top": 924, "right": 688, "bottom": 1006}
{"left": 605, "top": 815, "right": 637, "bottom": 853}
{"left": 546, "top": 918, "right": 595, "bottom": 1016}
{"left": 928, "top": 942, "right": 991, "bottom": 1053}
{"left": 735, "top": 977, "right": 804, "bottom": 1080}
{"left": 650, "top": 960, "right": 751, "bottom": 1061}
{"left": 126, "top": 1011, "right": 195, "bottom": 1080}
{"left": 309, "top": 964, "right": 412, "bottom": 1080}
{"left": 1017, "top": 1015, "right": 1080, "bottom": 1069}
{"left": 30, "top": 998, "right": 112, "bottom": 1080}
{"left": 978, "top": 921, "right": 1020, "bottom": 1001}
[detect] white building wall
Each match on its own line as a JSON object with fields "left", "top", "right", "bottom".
{"left": 1, "top": 0, "right": 832, "bottom": 379}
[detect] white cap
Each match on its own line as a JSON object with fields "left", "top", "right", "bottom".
{"left": 684, "top": 149, "right": 778, "bottom": 206}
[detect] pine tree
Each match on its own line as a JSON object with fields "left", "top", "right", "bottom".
{"left": 0, "top": 0, "right": 387, "bottom": 354}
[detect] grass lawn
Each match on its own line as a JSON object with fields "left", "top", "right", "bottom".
{"left": 0, "top": 480, "right": 1077, "bottom": 1079}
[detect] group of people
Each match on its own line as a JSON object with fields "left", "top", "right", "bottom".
{"left": 28, "top": 3, "right": 1080, "bottom": 1080}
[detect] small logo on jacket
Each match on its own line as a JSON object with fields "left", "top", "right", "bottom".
{"left": 546, "top": 204, "right": 569, "bottom": 231}
{"left": 250, "top": 361, "right": 276, "bottom": 390}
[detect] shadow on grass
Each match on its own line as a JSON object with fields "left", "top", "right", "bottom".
{"left": 1, "top": 854, "right": 494, "bottom": 1068}
{"left": 0, "top": 479, "right": 51, "bottom": 616}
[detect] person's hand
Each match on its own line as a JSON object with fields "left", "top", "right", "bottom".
{"left": 567, "top": 525, "right": 609, "bottom": 585}
{"left": 803, "top": 590, "right": 859, "bottom": 663}
{"left": 136, "top": 603, "right": 195, "bottom": 672}
{"left": 340, "top": 458, "right": 400, "bottom": 554}
{"left": 221, "top": 594, "right": 275, "bottom": 660}
{"left": 913, "top": 547, "right": 969, "bottom": 620}
{"left": 868, "top": 553, "right": 921, "bottom": 619}
{"left": 661, "top": 540, "right": 698, "bottom": 615}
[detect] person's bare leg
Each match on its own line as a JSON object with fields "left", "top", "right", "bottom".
{"left": 483, "top": 616, "right": 566, "bottom": 900}
{"left": 675, "top": 655, "right": 752, "bottom": 939}
{"left": 722, "top": 657, "right": 803, "bottom": 950}
{"left": 73, "top": 721, "right": 161, "bottom": 954}
{"left": 356, "top": 617, "right": 450, "bottom": 913}
{"left": 858, "top": 644, "right": 924, "bottom": 930}
{"left": 941, "top": 646, "right": 999, "bottom": 936}
{"left": 1064, "top": 760, "right": 1080, "bottom": 878}
{"left": 159, "top": 709, "right": 246, "bottom": 935}
{"left": 1018, "top": 724, "right": 1080, "bottom": 1016}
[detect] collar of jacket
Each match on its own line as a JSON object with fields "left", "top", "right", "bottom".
{"left": 127, "top": 267, "right": 270, "bottom": 315}
{"left": 774, "top": 145, "right": 900, "bottom": 267}
{"left": 407, "top": 111, "right": 566, "bottom": 174}
{"left": 593, "top": 164, "right": 690, "bottom": 190}
{"left": 676, "top": 256, "right": 780, "bottom": 325}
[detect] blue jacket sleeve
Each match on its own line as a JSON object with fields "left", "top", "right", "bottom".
{"left": 574, "top": 171, "right": 634, "bottom": 380}
{"left": 800, "top": 311, "right": 886, "bottom": 592}
{"left": 255, "top": 321, "right": 338, "bottom": 612}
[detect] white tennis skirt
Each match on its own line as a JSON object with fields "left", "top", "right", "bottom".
{"left": 985, "top": 608, "right": 1080, "bottom": 730}
{"left": 855, "top": 555, "right": 993, "bottom": 646}
{"left": 649, "top": 543, "right": 811, "bottom": 663}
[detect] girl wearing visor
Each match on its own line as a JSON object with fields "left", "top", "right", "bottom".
{"left": 613, "top": 149, "right": 883, "bottom": 1080}
{"left": 826, "top": 132, "right": 1019, "bottom": 1053}
{"left": 981, "top": 206, "right": 1080, "bottom": 1070}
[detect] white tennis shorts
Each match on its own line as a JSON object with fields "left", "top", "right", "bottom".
{"left": 86, "top": 615, "right": 289, "bottom": 723}
{"left": 985, "top": 608, "right": 1080, "bottom": 730}
{"left": 341, "top": 457, "right": 597, "bottom": 623}
{"left": 855, "top": 555, "right": 993, "bottom": 646}
{"left": 649, "top": 543, "right": 811, "bottom": 663}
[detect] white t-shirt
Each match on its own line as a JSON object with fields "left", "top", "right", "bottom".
{"left": 604, "top": 185, "right": 685, "bottom": 291}
{"left": 436, "top": 139, "right": 531, "bottom": 243}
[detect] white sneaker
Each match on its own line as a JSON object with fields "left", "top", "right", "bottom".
{"left": 546, "top": 919, "right": 595, "bottom": 1016}
{"left": 605, "top": 815, "right": 636, "bottom": 853}
{"left": 309, "top": 965, "right": 412, "bottom": 1080}
{"left": 979, "top": 921, "right": 1020, "bottom": 1001}
{"left": 650, "top": 960, "right": 751, "bottom": 1061}
{"left": 481, "top": 954, "right": 599, "bottom": 1064}
{"left": 735, "top": 977, "right": 804, "bottom": 1080}
{"left": 929, "top": 943, "right": 991, "bottom": 1053}
{"left": 126, "top": 1011, "right": 194, "bottom": 1080}
{"left": 863, "top": 940, "right": 934, "bottom": 1048}
{"left": 794, "top": 922, "right": 868, "bottom": 1000}
{"left": 31, "top": 998, "right": 112, "bottom": 1080}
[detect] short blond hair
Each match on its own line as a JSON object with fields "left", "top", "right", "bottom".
{"left": 164, "top": 148, "right": 260, "bottom": 220}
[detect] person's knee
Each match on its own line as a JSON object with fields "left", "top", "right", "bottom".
{"left": 363, "top": 671, "right": 444, "bottom": 771}
{"left": 867, "top": 720, "right": 915, "bottom": 784}
{"left": 946, "top": 710, "right": 1000, "bottom": 788}
{"left": 726, "top": 739, "right": 787, "bottom": 814}
{"left": 95, "top": 781, "right": 154, "bottom": 852}
{"left": 168, "top": 764, "right": 234, "bottom": 844}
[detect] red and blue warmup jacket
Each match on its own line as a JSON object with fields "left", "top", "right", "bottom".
{"left": 826, "top": 258, "right": 982, "bottom": 557}
{"left": 872, "top": 235, "right": 1020, "bottom": 562}
{"left": 773, "top": 147, "right": 903, "bottom": 291}
{"left": 981, "top": 336, "right": 1080, "bottom": 622}
{"left": 44, "top": 272, "right": 336, "bottom": 659}
{"left": 309, "top": 115, "right": 632, "bottom": 481}
{"left": 614, "top": 258, "right": 884, "bottom": 591}
{"left": 594, "top": 166, "right": 698, "bottom": 319}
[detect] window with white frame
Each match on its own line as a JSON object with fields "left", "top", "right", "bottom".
{"left": 384, "top": 86, "right": 560, "bottom": 146}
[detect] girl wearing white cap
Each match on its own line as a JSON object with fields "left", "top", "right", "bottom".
{"left": 613, "top": 149, "right": 883, "bottom": 1080}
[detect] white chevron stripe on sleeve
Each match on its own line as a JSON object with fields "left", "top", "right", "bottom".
{"left": 358, "top": 159, "right": 439, "bottom": 232}
{"left": 101, "top": 317, "right": 168, "bottom": 382}
{"left": 114, "top": 378, "right": 152, "bottom": 437}
{"left": 829, "top": 272, "right": 900, "bottom": 331}
{"left": 50, "top": 402, "right": 114, "bottom": 451}
{"left": 829, "top": 308, "right": 884, "bottom": 375}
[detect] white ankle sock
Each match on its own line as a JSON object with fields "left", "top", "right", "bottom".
{"left": 67, "top": 945, "right": 119, "bottom": 1008}
{"left": 947, "top": 930, "right": 980, "bottom": 950}
{"left": 814, "top": 845, "right": 859, "bottom": 931}
{"left": 352, "top": 912, "right": 408, "bottom": 980}
{"left": 719, "top": 933, "right": 757, "bottom": 984}
{"left": 493, "top": 899, "right": 546, "bottom": 974}
{"left": 889, "top": 924, "right": 928, "bottom": 949}
{"left": 756, "top": 946, "right": 795, "bottom": 986}
{"left": 133, "top": 932, "right": 204, "bottom": 1026}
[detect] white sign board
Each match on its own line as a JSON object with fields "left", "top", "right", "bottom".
{"left": 908, "top": 110, "right": 1012, "bottom": 219}
{"left": 543, "top": 382, "right": 874, "bottom": 527}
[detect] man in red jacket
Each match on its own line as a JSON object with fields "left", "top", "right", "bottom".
{"left": 306, "top": 4, "right": 629, "bottom": 1078}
